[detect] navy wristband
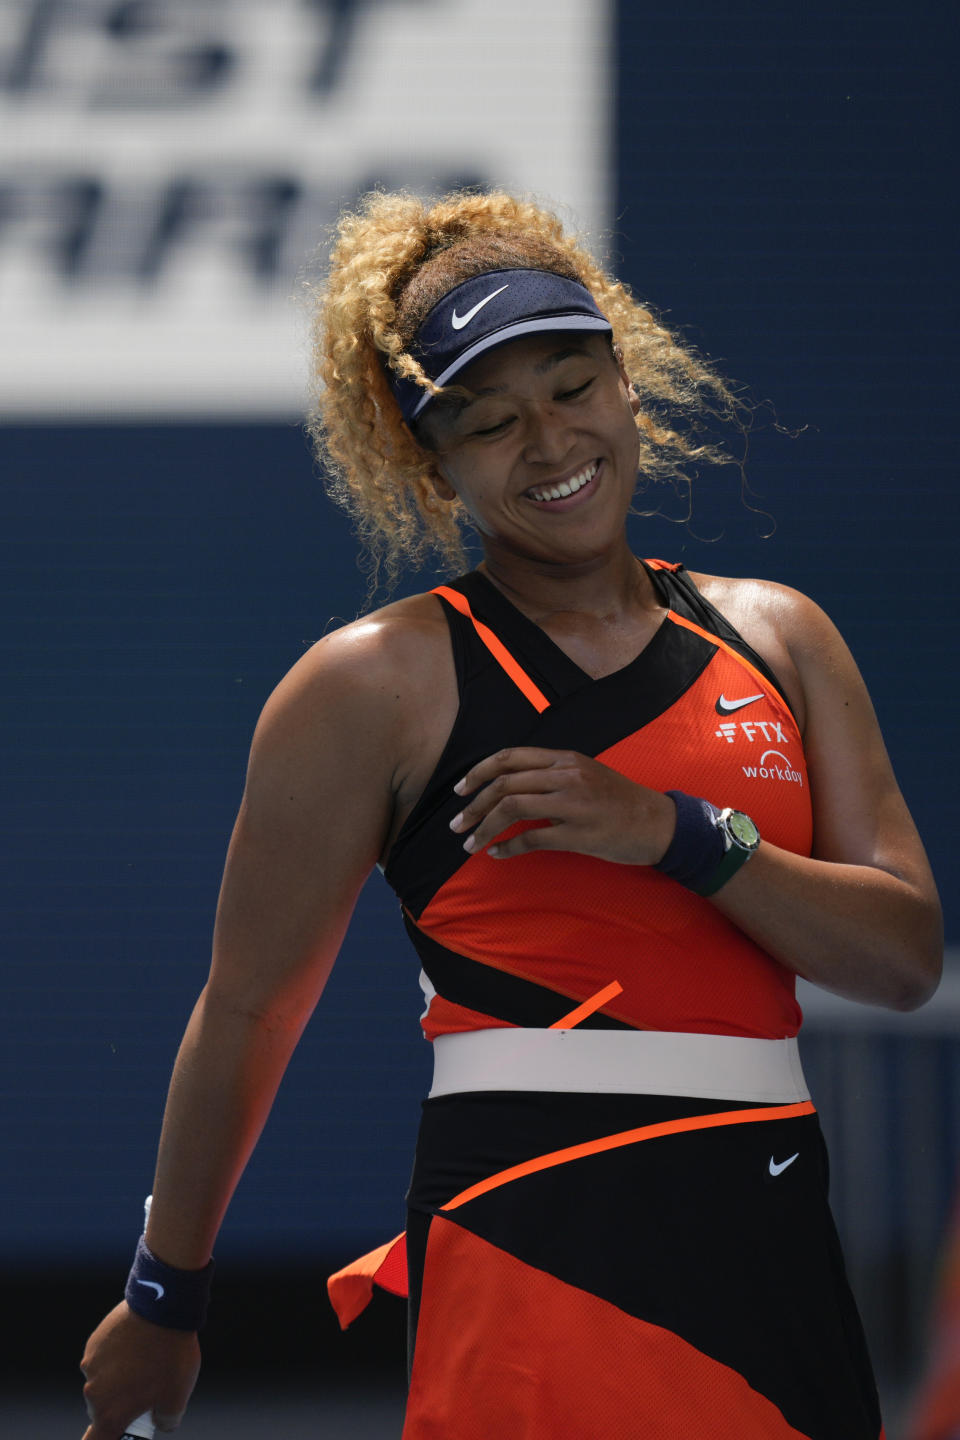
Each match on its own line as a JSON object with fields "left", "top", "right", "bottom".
{"left": 653, "top": 790, "right": 725, "bottom": 893}
{"left": 125, "top": 1235, "right": 214, "bottom": 1332}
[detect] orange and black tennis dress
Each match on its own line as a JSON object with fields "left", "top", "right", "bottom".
{"left": 328, "top": 561, "right": 884, "bottom": 1440}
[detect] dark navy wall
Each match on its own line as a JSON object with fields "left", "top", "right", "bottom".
{"left": 1, "top": 423, "right": 439, "bottom": 1266}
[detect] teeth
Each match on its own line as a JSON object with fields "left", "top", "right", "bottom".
{"left": 527, "top": 462, "right": 597, "bottom": 504}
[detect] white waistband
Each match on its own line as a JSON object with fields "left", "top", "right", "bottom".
{"left": 429, "top": 1028, "right": 809, "bottom": 1104}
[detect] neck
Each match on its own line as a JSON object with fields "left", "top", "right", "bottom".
{"left": 477, "top": 542, "right": 658, "bottom": 622}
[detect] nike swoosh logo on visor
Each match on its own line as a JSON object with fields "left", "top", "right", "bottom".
{"left": 716, "top": 692, "right": 765, "bottom": 714}
{"left": 451, "top": 284, "right": 509, "bottom": 330}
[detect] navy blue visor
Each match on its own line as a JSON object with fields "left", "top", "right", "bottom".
{"left": 385, "top": 268, "right": 613, "bottom": 424}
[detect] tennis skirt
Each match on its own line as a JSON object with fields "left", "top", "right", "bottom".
{"left": 402, "top": 1086, "right": 884, "bottom": 1440}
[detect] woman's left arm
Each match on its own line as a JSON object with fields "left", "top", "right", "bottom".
{"left": 708, "top": 586, "right": 942, "bottom": 1010}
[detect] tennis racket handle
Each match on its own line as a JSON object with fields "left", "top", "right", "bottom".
{"left": 121, "top": 1417, "right": 154, "bottom": 1439}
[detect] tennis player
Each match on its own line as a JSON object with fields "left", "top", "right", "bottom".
{"left": 80, "top": 189, "right": 942, "bottom": 1439}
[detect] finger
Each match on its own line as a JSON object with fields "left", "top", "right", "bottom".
{"left": 451, "top": 769, "right": 562, "bottom": 839}
{"left": 453, "top": 747, "right": 575, "bottom": 798}
{"left": 487, "top": 819, "right": 564, "bottom": 859}
{"left": 467, "top": 807, "right": 560, "bottom": 856}
{"left": 154, "top": 1413, "right": 185, "bottom": 1433}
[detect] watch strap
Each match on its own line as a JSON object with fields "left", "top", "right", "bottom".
{"left": 693, "top": 840, "right": 755, "bottom": 897}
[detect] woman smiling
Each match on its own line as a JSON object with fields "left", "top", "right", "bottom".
{"left": 80, "top": 190, "right": 941, "bottom": 1440}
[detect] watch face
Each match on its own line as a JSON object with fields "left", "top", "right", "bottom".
{"left": 728, "top": 811, "right": 760, "bottom": 848}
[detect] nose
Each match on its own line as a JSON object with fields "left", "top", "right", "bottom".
{"left": 520, "top": 400, "right": 577, "bottom": 466}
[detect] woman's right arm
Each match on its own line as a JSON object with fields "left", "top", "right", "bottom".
{"left": 80, "top": 621, "right": 406, "bottom": 1439}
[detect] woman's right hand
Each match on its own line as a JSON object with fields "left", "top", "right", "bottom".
{"left": 80, "top": 1302, "right": 201, "bottom": 1438}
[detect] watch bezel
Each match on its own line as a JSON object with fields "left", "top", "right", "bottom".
{"left": 718, "top": 807, "right": 761, "bottom": 853}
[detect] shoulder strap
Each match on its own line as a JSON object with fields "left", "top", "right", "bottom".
{"left": 431, "top": 585, "right": 551, "bottom": 713}
{"left": 641, "top": 559, "right": 799, "bottom": 726}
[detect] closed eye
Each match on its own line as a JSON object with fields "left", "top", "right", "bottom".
{"left": 469, "top": 376, "right": 595, "bottom": 436}
{"left": 557, "top": 378, "right": 594, "bottom": 401}
{"left": 472, "top": 416, "right": 514, "bottom": 437}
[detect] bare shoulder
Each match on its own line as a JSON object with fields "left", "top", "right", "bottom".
{"left": 691, "top": 570, "right": 860, "bottom": 663}
{"left": 253, "top": 590, "right": 451, "bottom": 773}
{"left": 244, "top": 590, "right": 456, "bottom": 870}
{"left": 688, "top": 569, "right": 843, "bottom": 640}
{"left": 280, "top": 591, "right": 448, "bottom": 697}
{"left": 684, "top": 571, "right": 834, "bottom": 731}
{"left": 690, "top": 567, "right": 892, "bottom": 748}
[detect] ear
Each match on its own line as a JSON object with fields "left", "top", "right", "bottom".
{"left": 613, "top": 344, "right": 641, "bottom": 415}
{"left": 427, "top": 463, "right": 458, "bottom": 503}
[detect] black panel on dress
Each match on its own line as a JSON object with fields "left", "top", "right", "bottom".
{"left": 407, "top": 1093, "right": 880, "bottom": 1440}
{"left": 466, "top": 563, "right": 794, "bottom": 721}
{"left": 385, "top": 567, "right": 718, "bottom": 918}
{"left": 382, "top": 584, "right": 560, "bottom": 907}
{"left": 404, "top": 912, "right": 635, "bottom": 1030}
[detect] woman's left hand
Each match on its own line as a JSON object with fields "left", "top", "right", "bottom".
{"left": 449, "top": 747, "right": 676, "bottom": 865}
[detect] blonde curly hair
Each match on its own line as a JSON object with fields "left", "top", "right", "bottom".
{"left": 305, "top": 189, "right": 742, "bottom": 602}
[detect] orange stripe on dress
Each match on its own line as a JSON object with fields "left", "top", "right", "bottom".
{"left": 439, "top": 1099, "right": 816, "bottom": 1212}
{"left": 549, "top": 980, "right": 624, "bottom": 1029}
{"left": 666, "top": 610, "right": 794, "bottom": 721}
{"left": 431, "top": 585, "right": 551, "bottom": 713}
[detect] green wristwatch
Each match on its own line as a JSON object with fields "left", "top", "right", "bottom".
{"left": 696, "top": 808, "right": 761, "bottom": 897}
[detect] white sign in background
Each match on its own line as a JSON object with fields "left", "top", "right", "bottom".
{"left": 0, "top": 0, "right": 612, "bottom": 417}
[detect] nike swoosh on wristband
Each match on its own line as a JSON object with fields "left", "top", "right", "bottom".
{"left": 716, "top": 692, "right": 765, "bottom": 714}
{"left": 451, "top": 284, "right": 509, "bottom": 330}
{"left": 135, "top": 1279, "right": 165, "bottom": 1299}
{"left": 769, "top": 1152, "right": 799, "bottom": 1176}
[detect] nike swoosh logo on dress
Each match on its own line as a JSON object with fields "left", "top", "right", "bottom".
{"left": 716, "top": 692, "right": 765, "bottom": 714}
{"left": 768, "top": 1152, "right": 799, "bottom": 1176}
{"left": 451, "top": 285, "right": 509, "bottom": 330}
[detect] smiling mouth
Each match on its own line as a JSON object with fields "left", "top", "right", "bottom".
{"left": 525, "top": 460, "right": 600, "bottom": 505}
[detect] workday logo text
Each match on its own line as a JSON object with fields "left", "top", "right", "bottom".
{"left": 741, "top": 750, "right": 804, "bottom": 787}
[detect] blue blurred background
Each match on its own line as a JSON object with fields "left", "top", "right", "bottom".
{"left": 1, "top": 2, "right": 957, "bottom": 1435}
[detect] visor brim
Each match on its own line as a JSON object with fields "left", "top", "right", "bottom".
{"left": 410, "top": 314, "right": 613, "bottom": 421}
